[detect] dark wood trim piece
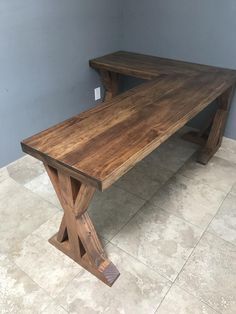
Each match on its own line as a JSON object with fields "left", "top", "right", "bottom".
{"left": 90, "top": 51, "right": 236, "bottom": 83}
{"left": 100, "top": 70, "right": 120, "bottom": 101}
{"left": 183, "top": 86, "right": 235, "bottom": 164}
{"left": 45, "top": 163, "right": 120, "bottom": 286}
{"left": 198, "top": 86, "right": 235, "bottom": 164}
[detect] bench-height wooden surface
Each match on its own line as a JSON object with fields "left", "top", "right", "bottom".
{"left": 22, "top": 72, "right": 235, "bottom": 191}
{"left": 90, "top": 51, "right": 236, "bottom": 100}
{"left": 90, "top": 51, "right": 236, "bottom": 163}
{"left": 22, "top": 51, "right": 236, "bottom": 286}
{"left": 90, "top": 51, "right": 236, "bottom": 78}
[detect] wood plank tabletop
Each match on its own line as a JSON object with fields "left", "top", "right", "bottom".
{"left": 22, "top": 71, "right": 236, "bottom": 191}
{"left": 90, "top": 51, "right": 236, "bottom": 80}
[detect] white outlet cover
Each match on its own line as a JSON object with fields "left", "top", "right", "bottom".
{"left": 94, "top": 87, "right": 101, "bottom": 101}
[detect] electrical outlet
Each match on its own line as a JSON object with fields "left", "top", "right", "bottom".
{"left": 94, "top": 87, "right": 101, "bottom": 101}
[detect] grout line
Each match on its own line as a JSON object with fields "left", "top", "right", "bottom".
{"left": 150, "top": 170, "right": 234, "bottom": 232}
{"left": 22, "top": 172, "right": 64, "bottom": 211}
{"left": 108, "top": 184, "right": 220, "bottom": 283}
{"left": 26, "top": 187, "right": 63, "bottom": 211}
{"left": 177, "top": 172, "right": 231, "bottom": 195}
{"left": 9, "top": 258, "right": 67, "bottom": 313}
{"left": 49, "top": 268, "right": 85, "bottom": 307}
{"left": 173, "top": 188, "right": 230, "bottom": 283}
{"left": 154, "top": 203, "right": 211, "bottom": 231}
{"left": 3, "top": 194, "right": 80, "bottom": 311}
{"left": 178, "top": 155, "right": 236, "bottom": 195}
{"left": 107, "top": 243, "right": 174, "bottom": 314}
{"left": 153, "top": 283, "right": 173, "bottom": 314}
{"left": 110, "top": 241, "right": 172, "bottom": 284}
{"left": 205, "top": 229, "right": 236, "bottom": 248}
{"left": 6, "top": 167, "right": 63, "bottom": 212}
{"left": 180, "top": 172, "right": 233, "bottom": 195}
{"left": 12, "top": 248, "right": 83, "bottom": 312}
{"left": 42, "top": 302, "right": 69, "bottom": 314}
{"left": 154, "top": 184, "right": 232, "bottom": 313}
{"left": 172, "top": 284, "right": 222, "bottom": 314}
{"left": 177, "top": 166, "right": 233, "bottom": 196}
{"left": 108, "top": 164, "right": 231, "bottom": 288}
{"left": 156, "top": 189, "right": 232, "bottom": 314}
{"left": 108, "top": 157, "right": 193, "bottom": 243}
{"left": 108, "top": 199, "right": 150, "bottom": 243}
{"left": 205, "top": 188, "right": 233, "bottom": 229}
{"left": 153, "top": 230, "right": 204, "bottom": 313}
{"left": 4, "top": 144, "right": 235, "bottom": 312}
{"left": 230, "top": 190, "right": 236, "bottom": 196}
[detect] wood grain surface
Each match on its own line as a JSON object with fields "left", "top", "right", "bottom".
{"left": 90, "top": 51, "right": 236, "bottom": 80}
{"left": 22, "top": 70, "right": 236, "bottom": 191}
{"left": 21, "top": 50, "right": 236, "bottom": 287}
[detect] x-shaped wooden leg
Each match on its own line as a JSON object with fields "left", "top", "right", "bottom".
{"left": 44, "top": 164, "right": 120, "bottom": 286}
{"left": 183, "top": 86, "right": 235, "bottom": 165}
{"left": 100, "top": 70, "right": 120, "bottom": 102}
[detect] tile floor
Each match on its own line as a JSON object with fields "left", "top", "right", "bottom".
{"left": 0, "top": 131, "right": 236, "bottom": 313}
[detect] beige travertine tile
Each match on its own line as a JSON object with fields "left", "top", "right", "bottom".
{"left": 0, "top": 178, "right": 59, "bottom": 254}
{"left": 1, "top": 143, "right": 234, "bottom": 313}
{"left": 32, "top": 211, "right": 64, "bottom": 240}
{"left": 151, "top": 174, "right": 226, "bottom": 229}
{"left": 88, "top": 186, "right": 145, "bottom": 241}
{"left": 112, "top": 203, "right": 202, "bottom": 281}
{"left": 135, "top": 158, "right": 174, "bottom": 183}
{"left": 0, "top": 254, "right": 53, "bottom": 313}
{"left": 12, "top": 232, "right": 82, "bottom": 298}
{"left": 115, "top": 166, "right": 168, "bottom": 200}
{"left": 25, "top": 172, "right": 61, "bottom": 208}
{"left": 145, "top": 136, "right": 198, "bottom": 173}
{"left": 156, "top": 284, "right": 218, "bottom": 314}
{"left": 231, "top": 183, "right": 236, "bottom": 195}
{"left": 118, "top": 134, "right": 194, "bottom": 199}
{"left": 0, "top": 167, "right": 9, "bottom": 183}
{"left": 7, "top": 155, "right": 45, "bottom": 185}
{"left": 26, "top": 177, "right": 145, "bottom": 242}
{"left": 55, "top": 243, "right": 171, "bottom": 314}
{"left": 180, "top": 156, "right": 236, "bottom": 193}
{"left": 177, "top": 232, "right": 236, "bottom": 314}
{"left": 41, "top": 302, "right": 68, "bottom": 314}
{"left": 216, "top": 137, "right": 236, "bottom": 164}
{"left": 208, "top": 193, "right": 236, "bottom": 245}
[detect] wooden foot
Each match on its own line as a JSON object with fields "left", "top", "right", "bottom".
{"left": 44, "top": 164, "right": 120, "bottom": 287}
{"left": 100, "top": 70, "right": 119, "bottom": 101}
{"left": 183, "top": 86, "right": 235, "bottom": 165}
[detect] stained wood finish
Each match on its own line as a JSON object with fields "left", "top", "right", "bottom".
{"left": 184, "top": 86, "right": 235, "bottom": 165}
{"left": 100, "top": 70, "right": 119, "bottom": 101}
{"left": 45, "top": 164, "right": 120, "bottom": 286}
{"left": 22, "top": 72, "right": 236, "bottom": 191}
{"left": 90, "top": 50, "right": 236, "bottom": 165}
{"left": 21, "top": 51, "right": 236, "bottom": 286}
{"left": 179, "top": 86, "right": 234, "bottom": 163}
{"left": 90, "top": 51, "right": 236, "bottom": 80}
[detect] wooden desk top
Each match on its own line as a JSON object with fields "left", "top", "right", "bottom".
{"left": 90, "top": 51, "right": 236, "bottom": 80}
{"left": 22, "top": 70, "right": 236, "bottom": 191}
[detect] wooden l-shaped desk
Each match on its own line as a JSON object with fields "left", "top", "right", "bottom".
{"left": 22, "top": 51, "right": 236, "bottom": 286}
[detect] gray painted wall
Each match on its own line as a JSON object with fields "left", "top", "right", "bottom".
{"left": 123, "top": 0, "right": 236, "bottom": 139}
{"left": 0, "top": 0, "right": 123, "bottom": 167}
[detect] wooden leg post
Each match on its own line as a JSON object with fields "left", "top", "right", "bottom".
{"left": 100, "top": 70, "right": 119, "bottom": 102}
{"left": 183, "top": 86, "right": 235, "bottom": 165}
{"left": 44, "top": 164, "right": 120, "bottom": 286}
